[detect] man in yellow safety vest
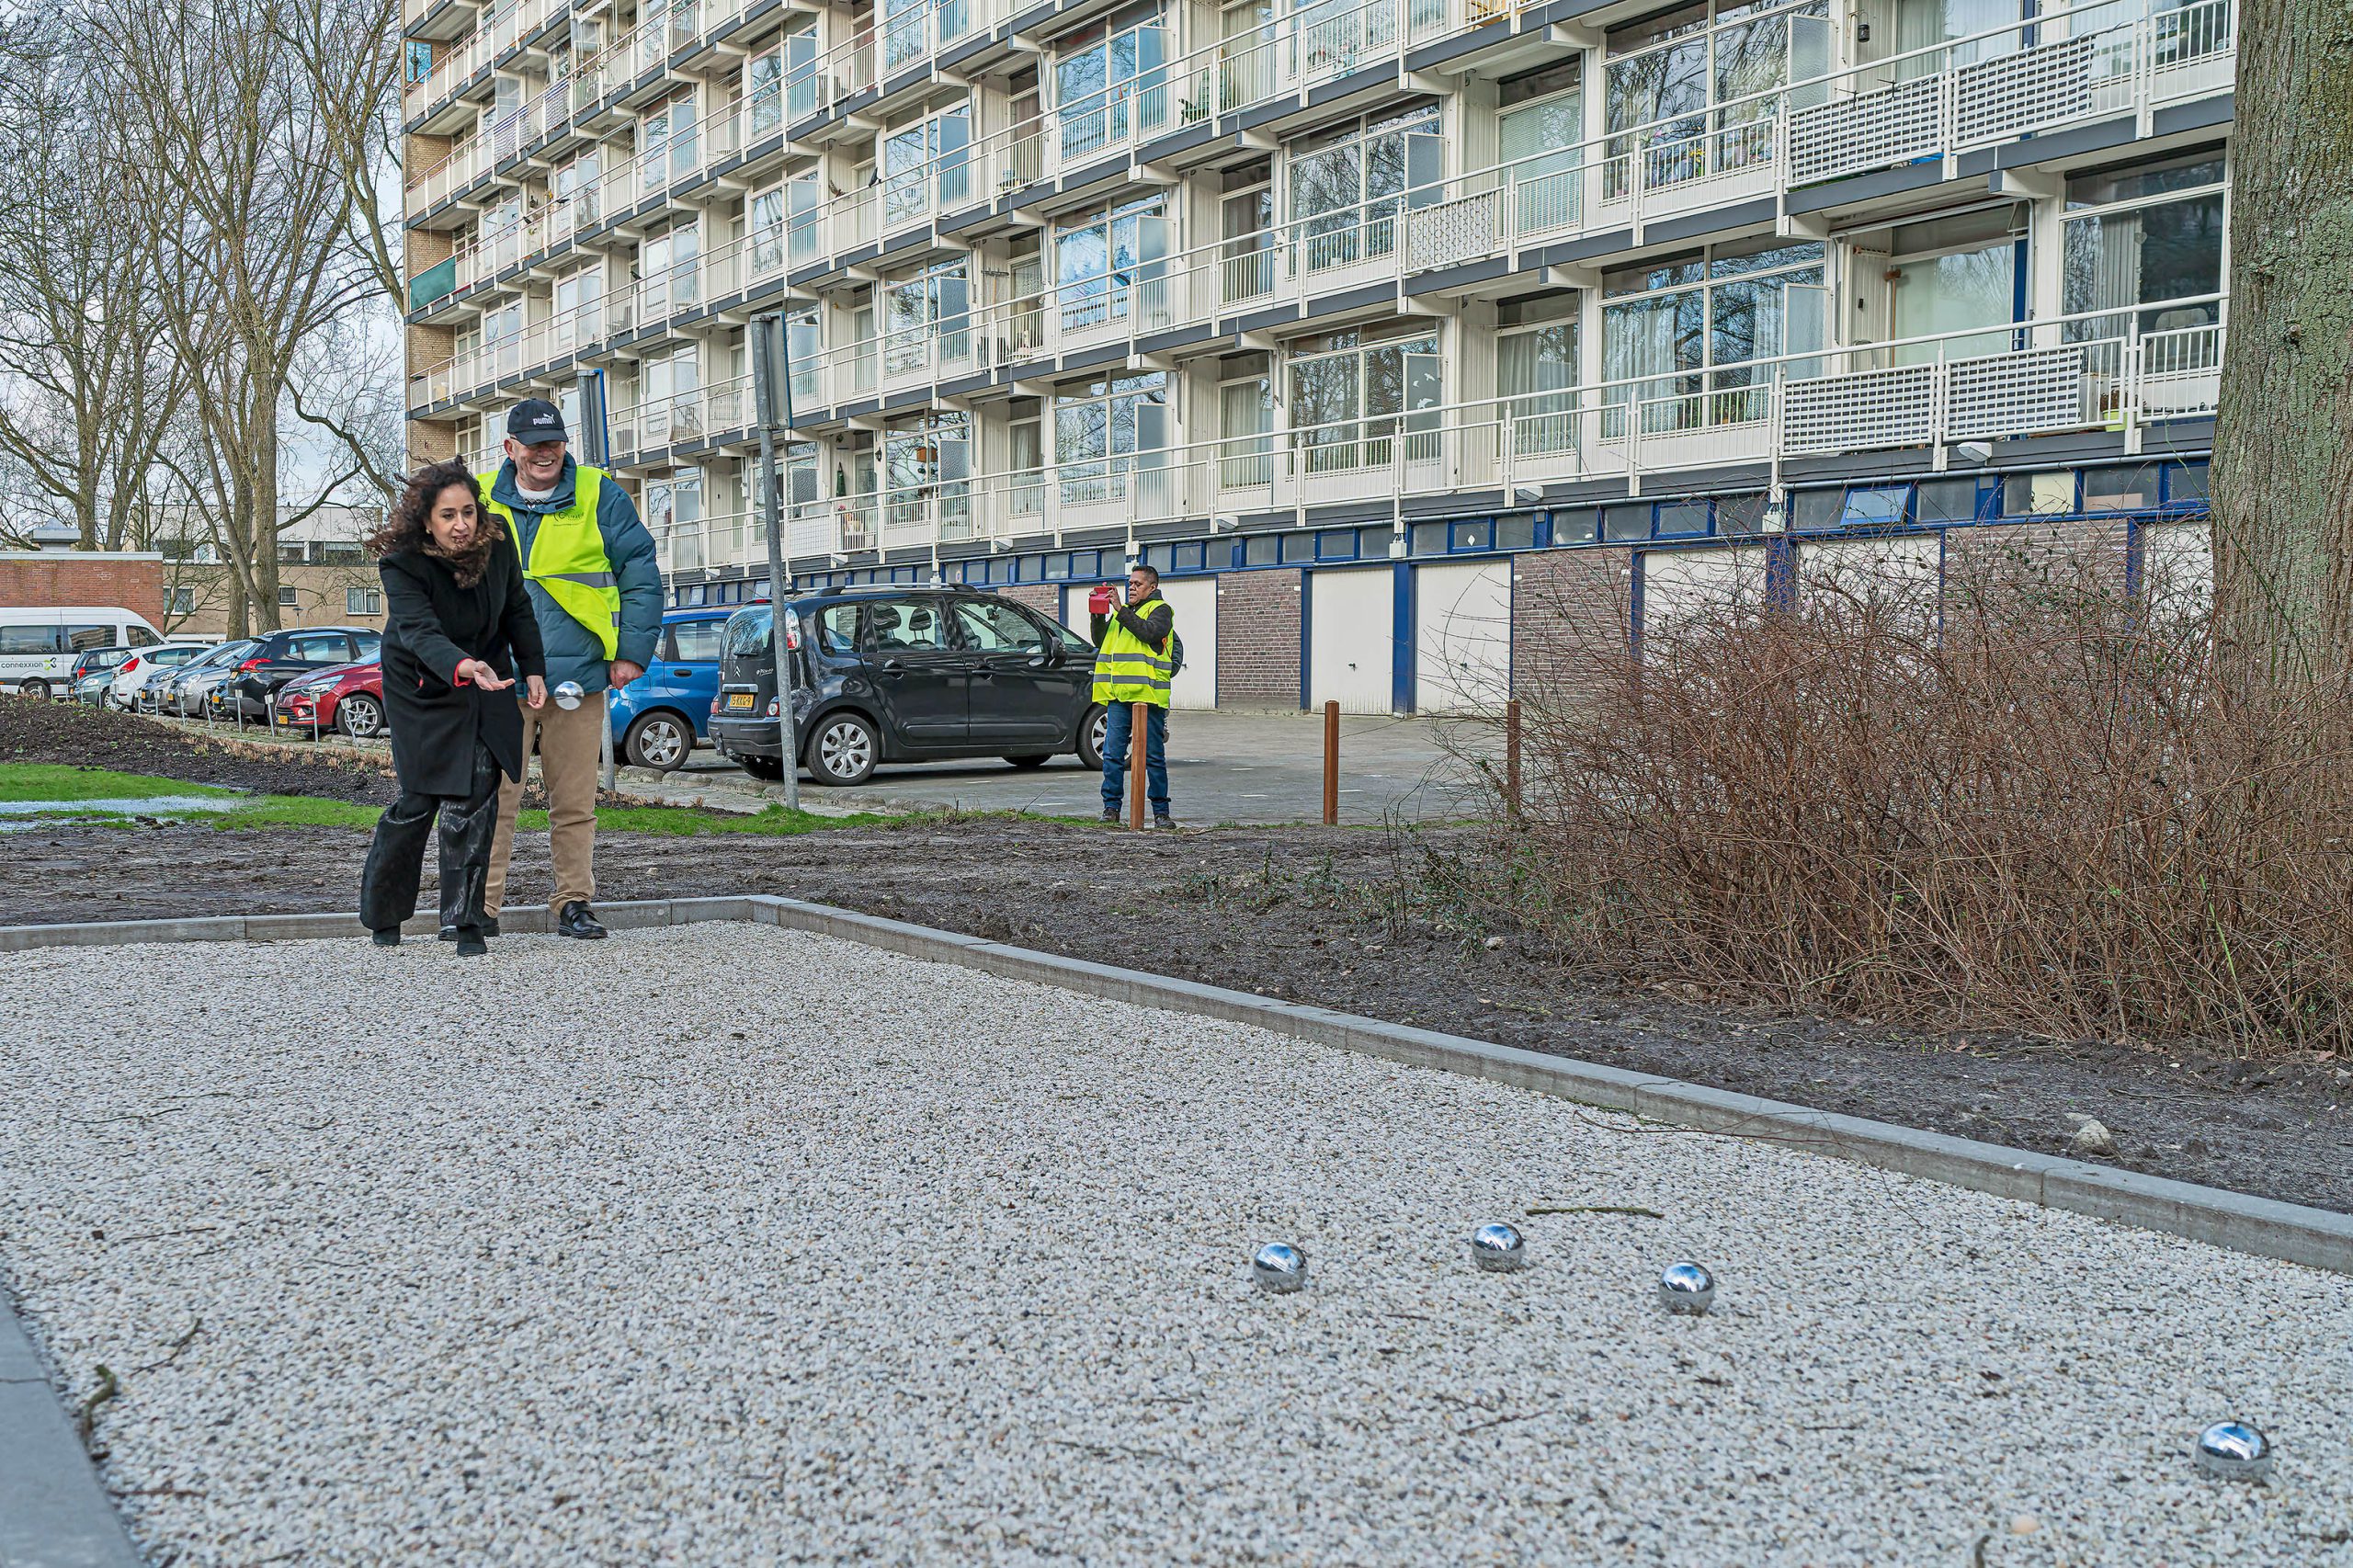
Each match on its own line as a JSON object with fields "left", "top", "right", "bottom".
{"left": 1091, "top": 561, "right": 1176, "bottom": 828}
{"left": 472, "top": 398, "right": 663, "bottom": 940}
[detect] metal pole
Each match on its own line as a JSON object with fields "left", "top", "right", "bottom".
{"left": 1128, "top": 700, "right": 1147, "bottom": 829}
{"left": 752, "top": 314, "right": 802, "bottom": 812}
{"left": 1323, "top": 699, "right": 1339, "bottom": 826}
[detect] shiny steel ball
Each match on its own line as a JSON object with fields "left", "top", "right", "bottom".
{"left": 551, "top": 680, "right": 585, "bottom": 710}
{"left": 2194, "top": 1421, "right": 2273, "bottom": 1482}
{"left": 1251, "top": 1241, "right": 1308, "bottom": 1294}
{"left": 1470, "top": 1222, "right": 1527, "bottom": 1272}
{"left": 1657, "top": 1261, "right": 1716, "bottom": 1314}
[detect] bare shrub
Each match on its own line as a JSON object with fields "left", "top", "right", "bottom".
{"left": 1487, "top": 537, "right": 2353, "bottom": 1055}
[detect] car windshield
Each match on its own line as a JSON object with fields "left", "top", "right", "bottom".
{"left": 725, "top": 607, "right": 772, "bottom": 659}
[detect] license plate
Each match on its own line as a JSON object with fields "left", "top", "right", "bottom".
{"left": 723, "top": 691, "right": 755, "bottom": 711}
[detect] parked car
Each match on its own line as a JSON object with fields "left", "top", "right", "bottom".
{"left": 273, "top": 660, "right": 386, "bottom": 739}
{"left": 63, "top": 646, "right": 138, "bottom": 705}
{"left": 209, "top": 627, "right": 382, "bottom": 722}
{"left": 157, "top": 640, "right": 255, "bottom": 718}
{"left": 107, "top": 640, "right": 214, "bottom": 710}
{"left": 0, "top": 607, "right": 163, "bottom": 698}
{"left": 709, "top": 585, "right": 1106, "bottom": 787}
{"left": 608, "top": 608, "right": 731, "bottom": 771}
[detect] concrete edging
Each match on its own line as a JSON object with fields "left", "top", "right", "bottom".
{"left": 0, "top": 1284, "right": 142, "bottom": 1568}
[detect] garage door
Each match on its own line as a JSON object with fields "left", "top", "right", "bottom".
{"left": 1063, "top": 579, "right": 1219, "bottom": 709}
{"left": 2142, "top": 519, "right": 2211, "bottom": 618}
{"left": 1414, "top": 560, "right": 1511, "bottom": 713}
{"left": 1309, "top": 566, "right": 1396, "bottom": 714}
{"left": 1798, "top": 534, "right": 1942, "bottom": 627}
{"left": 1640, "top": 545, "right": 1770, "bottom": 657}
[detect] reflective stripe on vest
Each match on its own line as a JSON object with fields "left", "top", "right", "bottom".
{"left": 479, "top": 466, "right": 620, "bottom": 659}
{"left": 1092, "top": 595, "right": 1174, "bottom": 709}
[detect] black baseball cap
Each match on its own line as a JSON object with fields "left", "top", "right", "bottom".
{"left": 506, "top": 398, "right": 567, "bottom": 443}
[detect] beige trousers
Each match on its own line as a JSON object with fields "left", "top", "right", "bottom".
{"left": 485, "top": 695, "right": 603, "bottom": 917}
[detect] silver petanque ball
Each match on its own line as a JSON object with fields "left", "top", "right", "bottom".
{"left": 1252, "top": 1241, "right": 1308, "bottom": 1294}
{"left": 1658, "top": 1261, "right": 1716, "bottom": 1314}
{"left": 2194, "top": 1421, "right": 2273, "bottom": 1482}
{"left": 1470, "top": 1222, "right": 1527, "bottom": 1272}
{"left": 551, "top": 680, "right": 585, "bottom": 711}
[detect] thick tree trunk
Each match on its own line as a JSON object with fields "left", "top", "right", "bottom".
{"left": 2210, "top": 0, "right": 2353, "bottom": 688}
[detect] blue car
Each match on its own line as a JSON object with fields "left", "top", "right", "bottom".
{"left": 609, "top": 609, "right": 730, "bottom": 770}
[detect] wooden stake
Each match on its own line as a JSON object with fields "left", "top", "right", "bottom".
{"left": 1505, "top": 697, "right": 1522, "bottom": 816}
{"left": 1129, "top": 700, "right": 1148, "bottom": 829}
{"left": 1323, "top": 699, "right": 1339, "bottom": 826}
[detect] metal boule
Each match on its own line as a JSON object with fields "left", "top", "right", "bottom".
{"left": 552, "top": 680, "right": 585, "bottom": 710}
{"left": 1252, "top": 1241, "right": 1307, "bottom": 1294}
{"left": 1470, "top": 1222, "right": 1527, "bottom": 1272}
{"left": 2194, "top": 1421, "right": 2272, "bottom": 1482}
{"left": 1657, "top": 1261, "right": 1715, "bottom": 1314}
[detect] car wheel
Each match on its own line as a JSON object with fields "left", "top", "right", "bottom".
{"left": 338, "top": 694, "right": 385, "bottom": 740}
{"left": 625, "top": 710, "right": 692, "bottom": 771}
{"left": 1074, "top": 704, "right": 1108, "bottom": 771}
{"left": 20, "top": 679, "right": 49, "bottom": 700}
{"left": 739, "top": 756, "right": 788, "bottom": 781}
{"left": 806, "top": 713, "right": 879, "bottom": 787}
{"left": 1003, "top": 753, "right": 1052, "bottom": 769}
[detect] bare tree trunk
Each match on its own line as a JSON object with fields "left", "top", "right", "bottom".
{"left": 2211, "top": 0, "right": 2353, "bottom": 689}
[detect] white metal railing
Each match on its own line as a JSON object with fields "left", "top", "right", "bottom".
{"left": 401, "top": 0, "right": 565, "bottom": 121}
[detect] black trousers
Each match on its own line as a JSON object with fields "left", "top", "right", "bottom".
{"left": 359, "top": 740, "right": 504, "bottom": 935}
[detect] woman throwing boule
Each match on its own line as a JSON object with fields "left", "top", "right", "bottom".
{"left": 359, "top": 460, "right": 547, "bottom": 954}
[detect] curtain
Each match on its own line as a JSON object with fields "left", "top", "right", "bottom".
{"left": 1892, "top": 244, "right": 2016, "bottom": 363}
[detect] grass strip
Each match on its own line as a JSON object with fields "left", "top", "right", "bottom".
{"left": 0, "top": 763, "right": 238, "bottom": 801}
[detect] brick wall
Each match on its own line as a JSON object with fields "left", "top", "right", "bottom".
{"left": 1509, "top": 546, "right": 1636, "bottom": 704}
{"left": 0, "top": 554, "right": 167, "bottom": 620}
{"left": 1943, "top": 517, "right": 2132, "bottom": 599}
{"left": 998, "top": 584, "right": 1060, "bottom": 619}
{"left": 1216, "top": 567, "right": 1302, "bottom": 710}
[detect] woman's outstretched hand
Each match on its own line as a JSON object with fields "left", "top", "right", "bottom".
{"left": 457, "top": 658, "right": 514, "bottom": 692}
{"left": 525, "top": 676, "right": 548, "bottom": 710}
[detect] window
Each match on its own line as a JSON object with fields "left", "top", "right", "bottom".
{"left": 1655, "top": 500, "right": 1710, "bottom": 536}
{"left": 1244, "top": 534, "right": 1279, "bottom": 564}
{"left": 1286, "top": 105, "right": 1439, "bottom": 275}
{"left": 289, "top": 633, "right": 349, "bottom": 662}
{"left": 166, "top": 586, "right": 195, "bottom": 616}
{"left": 2167, "top": 460, "right": 2210, "bottom": 505}
{"left": 0, "top": 625, "right": 60, "bottom": 654}
{"left": 958, "top": 600, "right": 1049, "bottom": 653}
{"left": 1883, "top": 205, "right": 2021, "bottom": 366}
{"left": 1715, "top": 494, "right": 1767, "bottom": 536}
{"left": 1496, "top": 517, "right": 1539, "bottom": 550}
{"left": 1552, "top": 508, "right": 1598, "bottom": 544}
{"left": 1219, "top": 355, "right": 1273, "bottom": 488}
{"left": 2062, "top": 151, "right": 2226, "bottom": 339}
{"left": 781, "top": 17, "right": 821, "bottom": 120}
{"left": 278, "top": 585, "right": 301, "bottom": 609}
{"left": 745, "top": 45, "right": 785, "bottom": 140}
{"left": 406, "top": 39, "right": 434, "bottom": 84}
{"left": 1279, "top": 531, "right": 1317, "bottom": 563}
{"left": 346, "top": 586, "right": 383, "bottom": 616}
{"left": 1839, "top": 487, "right": 1908, "bottom": 526}
{"left": 1054, "top": 195, "right": 1167, "bottom": 332}
{"left": 1053, "top": 7, "right": 1167, "bottom": 161}
{"left": 813, "top": 604, "right": 860, "bottom": 653}
{"left": 1288, "top": 324, "right": 1440, "bottom": 472}
{"left": 881, "top": 257, "right": 972, "bottom": 375}
{"left": 1498, "top": 291, "right": 1579, "bottom": 456}
{"left": 1317, "top": 528, "right": 1358, "bottom": 560}
{"left": 1915, "top": 478, "right": 1978, "bottom": 523}
{"left": 1604, "top": 0, "right": 1820, "bottom": 198}
{"left": 355, "top": 633, "right": 381, "bottom": 659}
{"left": 1221, "top": 176, "right": 1275, "bottom": 302}
{"left": 1499, "top": 62, "right": 1583, "bottom": 234}
{"left": 666, "top": 617, "right": 720, "bottom": 665}
{"left": 2004, "top": 471, "right": 2076, "bottom": 517}
{"left": 881, "top": 100, "right": 972, "bottom": 227}
{"left": 883, "top": 409, "right": 972, "bottom": 531}
{"left": 1603, "top": 504, "right": 1651, "bottom": 541}
{"left": 635, "top": 220, "right": 701, "bottom": 320}
{"left": 870, "top": 600, "right": 953, "bottom": 653}
{"left": 2084, "top": 464, "right": 2160, "bottom": 513}
{"left": 1602, "top": 240, "right": 1824, "bottom": 437}
{"left": 1791, "top": 488, "right": 1842, "bottom": 528}
{"left": 1054, "top": 372, "right": 1166, "bottom": 506}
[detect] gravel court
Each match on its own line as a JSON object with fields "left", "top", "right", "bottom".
{"left": 2, "top": 927, "right": 2348, "bottom": 1566}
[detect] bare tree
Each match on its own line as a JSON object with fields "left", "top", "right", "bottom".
{"left": 0, "top": 17, "right": 187, "bottom": 549}
{"left": 2211, "top": 0, "right": 2353, "bottom": 688}
{"left": 92, "top": 0, "right": 396, "bottom": 634}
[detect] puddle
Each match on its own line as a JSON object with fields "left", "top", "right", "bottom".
{"left": 0, "top": 795, "right": 242, "bottom": 829}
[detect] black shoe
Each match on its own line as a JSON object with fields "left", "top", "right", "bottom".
{"left": 371, "top": 928, "right": 401, "bottom": 948}
{"left": 1154, "top": 813, "right": 1176, "bottom": 830}
{"left": 1100, "top": 807, "right": 1121, "bottom": 824}
{"left": 454, "top": 929, "right": 488, "bottom": 957}
{"left": 556, "top": 901, "right": 608, "bottom": 940}
{"left": 438, "top": 916, "right": 499, "bottom": 941}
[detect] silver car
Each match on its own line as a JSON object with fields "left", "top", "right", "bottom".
{"left": 158, "top": 640, "right": 255, "bottom": 718}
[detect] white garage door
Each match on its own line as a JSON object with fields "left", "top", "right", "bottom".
{"left": 1155, "top": 576, "right": 1218, "bottom": 709}
{"left": 2142, "top": 518, "right": 2212, "bottom": 617}
{"left": 1641, "top": 545, "right": 1770, "bottom": 657}
{"left": 1798, "top": 533, "right": 1942, "bottom": 626}
{"left": 1414, "top": 560, "right": 1511, "bottom": 713}
{"left": 1309, "top": 566, "right": 1396, "bottom": 714}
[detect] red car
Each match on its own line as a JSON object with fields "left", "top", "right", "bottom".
{"left": 272, "top": 659, "right": 387, "bottom": 739}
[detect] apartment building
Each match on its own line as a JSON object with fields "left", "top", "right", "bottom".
{"left": 401, "top": 0, "right": 2231, "bottom": 712}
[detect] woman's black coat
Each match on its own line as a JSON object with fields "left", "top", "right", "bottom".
{"left": 378, "top": 539, "right": 548, "bottom": 797}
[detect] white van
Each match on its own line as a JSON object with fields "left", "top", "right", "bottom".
{"left": 0, "top": 607, "right": 165, "bottom": 698}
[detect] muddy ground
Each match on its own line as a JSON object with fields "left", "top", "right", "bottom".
{"left": 5, "top": 698, "right": 2347, "bottom": 1215}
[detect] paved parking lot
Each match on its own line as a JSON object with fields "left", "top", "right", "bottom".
{"left": 656, "top": 709, "right": 1492, "bottom": 824}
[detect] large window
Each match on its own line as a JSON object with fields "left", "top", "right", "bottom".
{"left": 1054, "top": 195, "right": 1166, "bottom": 332}
{"left": 1603, "top": 0, "right": 1823, "bottom": 195}
{"left": 1054, "top": 372, "right": 1166, "bottom": 506}
{"left": 1054, "top": 6, "right": 1166, "bottom": 160}
{"left": 884, "top": 411, "right": 971, "bottom": 530}
{"left": 1883, "top": 205, "right": 2019, "bottom": 365}
{"left": 780, "top": 17, "right": 820, "bottom": 119}
{"left": 1286, "top": 105, "right": 1438, "bottom": 274}
{"left": 881, "top": 99, "right": 972, "bottom": 227}
{"left": 1497, "top": 292, "right": 1579, "bottom": 455}
{"left": 1287, "top": 324, "right": 1440, "bottom": 473}
{"left": 2062, "top": 151, "right": 2226, "bottom": 338}
{"left": 881, "top": 257, "right": 971, "bottom": 375}
{"left": 1601, "top": 241, "right": 1824, "bottom": 436}
{"left": 1500, "top": 62, "right": 1583, "bottom": 234}
{"left": 1220, "top": 353, "right": 1273, "bottom": 488}
{"left": 637, "top": 221, "right": 700, "bottom": 320}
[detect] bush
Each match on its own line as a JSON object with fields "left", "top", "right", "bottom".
{"left": 1486, "top": 537, "right": 2353, "bottom": 1055}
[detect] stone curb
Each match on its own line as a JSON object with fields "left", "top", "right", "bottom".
{"left": 0, "top": 1284, "right": 142, "bottom": 1567}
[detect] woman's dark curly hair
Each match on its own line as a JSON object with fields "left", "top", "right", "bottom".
{"left": 367, "top": 460, "right": 505, "bottom": 584}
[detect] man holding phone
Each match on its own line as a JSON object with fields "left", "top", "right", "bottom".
{"left": 1089, "top": 562, "right": 1176, "bottom": 828}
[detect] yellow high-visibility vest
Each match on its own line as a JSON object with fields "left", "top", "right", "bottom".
{"left": 1092, "top": 593, "right": 1174, "bottom": 708}
{"left": 477, "top": 465, "right": 620, "bottom": 659}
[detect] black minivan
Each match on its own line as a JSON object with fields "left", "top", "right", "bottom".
{"left": 710, "top": 585, "right": 1109, "bottom": 786}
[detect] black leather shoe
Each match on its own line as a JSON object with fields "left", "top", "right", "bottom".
{"left": 1154, "top": 813, "right": 1176, "bottom": 830}
{"left": 556, "top": 901, "right": 608, "bottom": 940}
{"left": 371, "top": 928, "right": 401, "bottom": 948}
{"left": 454, "top": 928, "right": 488, "bottom": 957}
{"left": 438, "top": 917, "right": 499, "bottom": 941}
{"left": 1100, "top": 807, "right": 1120, "bottom": 824}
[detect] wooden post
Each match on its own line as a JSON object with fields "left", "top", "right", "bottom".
{"left": 1129, "top": 699, "right": 1148, "bottom": 829}
{"left": 1322, "top": 699, "right": 1339, "bottom": 826}
{"left": 1505, "top": 697, "right": 1522, "bottom": 816}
